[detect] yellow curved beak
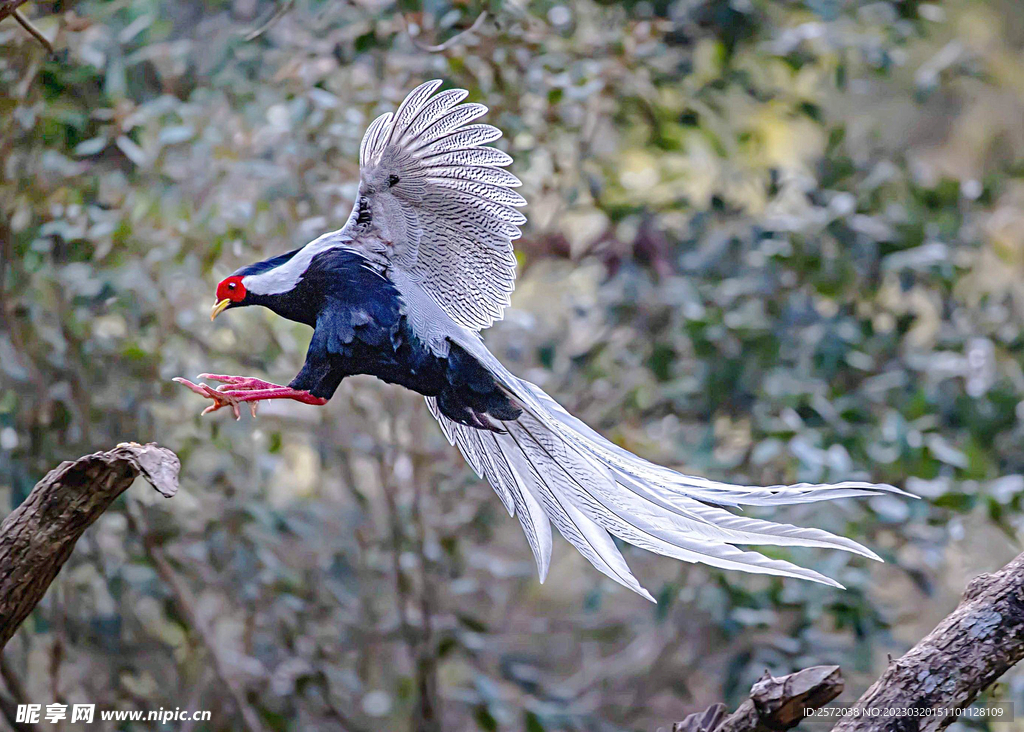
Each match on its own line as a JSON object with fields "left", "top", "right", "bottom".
{"left": 210, "top": 299, "right": 231, "bottom": 321}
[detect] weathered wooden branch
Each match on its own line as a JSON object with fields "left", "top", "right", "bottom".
{"left": 0, "top": 0, "right": 55, "bottom": 53}
{"left": 833, "top": 550, "right": 1024, "bottom": 732}
{"left": 674, "top": 549, "right": 1024, "bottom": 732}
{"left": 0, "top": 443, "right": 179, "bottom": 650}
{"left": 0, "top": 0, "right": 31, "bottom": 22}
{"left": 673, "top": 666, "right": 843, "bottom": 732}
{"left": 11, "top": 9, "right": 52, "bottom": 52}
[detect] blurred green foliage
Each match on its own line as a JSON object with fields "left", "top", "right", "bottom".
{"left": 2, "top": 0, "right": 1024, "bottom": 730}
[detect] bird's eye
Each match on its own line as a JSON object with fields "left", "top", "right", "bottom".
{"left": 228, "top": 282, "right": 236, "bottom": 290}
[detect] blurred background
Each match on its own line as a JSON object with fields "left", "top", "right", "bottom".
{"left": 2, "top": 0, "right": 1024, "bottom": 730}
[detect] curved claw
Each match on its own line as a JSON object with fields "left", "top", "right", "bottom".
{"left": 173, "top": 377, "right": 242, "bottom": 420}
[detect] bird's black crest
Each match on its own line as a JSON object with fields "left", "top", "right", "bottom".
{"left": 232, "top": 247, "right": 302, "bottom": 277}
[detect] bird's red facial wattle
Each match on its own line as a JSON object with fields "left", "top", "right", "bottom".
{"left": 212, "top": 276, "right": 246, "bottom": 320}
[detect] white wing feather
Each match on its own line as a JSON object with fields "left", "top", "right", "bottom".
{"left": 345, "top": 81, "right": 522, "bottom": 331}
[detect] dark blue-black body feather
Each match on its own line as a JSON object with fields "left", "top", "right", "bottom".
{"left": 235, "top": 248, "right": 520, "bottom": 429}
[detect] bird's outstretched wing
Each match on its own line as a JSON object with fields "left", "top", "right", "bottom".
{"left": 344, "top": 80, "right": 524, "bottom": 331}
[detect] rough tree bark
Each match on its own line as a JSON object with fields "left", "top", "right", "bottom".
{"left": 673, "top": 666, "right": 843, "bottom": 732}
{"left": 672, "top": 550, "right": 1024, "bottom": 732}
{"left": 0, "top": 443, "right": 179, "bottom": 650}
{"left": 832, "top": 551, "right": 1024, "bottom": 732}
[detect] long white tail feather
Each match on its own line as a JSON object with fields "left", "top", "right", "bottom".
{"left": 491, "top": 433, "right": 554, "bottom": 582}
{"left": 426, "top": 397, "right": 553, "bottom": 580}
{"left": 385, "top": 79, "right": 445, "bottom": 146}
{"left": 423, "top": 333, "right": 912, "bottom": 600}
{"left": 400, "top": 89, "right": 470, "bottom": 145}
{"left": 522, "top": 380, "right": 913, "bottom": 507}
{"left": 508, "top": 415, "right": 845, "bottom": 590}
{"left": 498, "top": 425, "right": 653, "bottom": 599}
{"left": 513, "top": 413, "right": 882, "bottom": 563}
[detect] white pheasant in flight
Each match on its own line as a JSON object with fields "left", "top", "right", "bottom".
{"left": 176, "top": 80, "right": 911, "bottom": 600}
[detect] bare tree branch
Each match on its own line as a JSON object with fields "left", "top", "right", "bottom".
{"left": 0, "top": 443, "right": 179, "bottom": 651}
{"left": 673, "top": 548, "right": 1024, "bottom": 732}
{"left": 0, "top": 2, "right": 54, "bottom": 53}
{"left": 0, "top": 654, "right": 39, "bottom": 732}
{"left": 11, "top": 9, "right": 52, "bottom": 53}
{"left": 673, "top": 666, "right": 843, "bottom": 732}
{"left": 0, "top": 0, "right": 30, "bottom": 22}
{"left": 833, "top": 551, "right": 1024, "bottom": 732}
{"left": 243, "top": 0, "right": 295, "bottom": 41}
{"left": 402, "top": 11, "right": 488, "bottom": 53}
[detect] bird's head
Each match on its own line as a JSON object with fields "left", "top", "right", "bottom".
{"left": 209, "top": 247, "right": 307, "bottom": 321}
{"left": 211, "top": 275, "right": 247, "bottom": 320}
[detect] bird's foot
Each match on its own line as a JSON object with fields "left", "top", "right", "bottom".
{"left": 173, "top": 374, "right": 327, "bottom": 419}
{"left": 173, "top": 377, "right": 244, "bottom": 418}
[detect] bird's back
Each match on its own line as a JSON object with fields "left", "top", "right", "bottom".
{"left": 254, "top": 245, "right": 521, "bottom": 429}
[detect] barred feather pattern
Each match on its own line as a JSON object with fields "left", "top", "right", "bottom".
{"left": 425, "top": 333, "right": 915, "bottom": 600}
{"left": 347, "top": 80, "right": 523, "bottom": 331}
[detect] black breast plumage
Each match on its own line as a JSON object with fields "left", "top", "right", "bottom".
{"left": 249, "top": 247, "right": 521, "bottom": 430}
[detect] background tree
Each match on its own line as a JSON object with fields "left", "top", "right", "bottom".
{"left": 2, "top": 0, "right": 1024, "bottom": 730}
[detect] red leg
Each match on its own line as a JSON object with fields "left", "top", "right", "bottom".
{"left": 174, "top": 375, "right": 327, "bottom": 419}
